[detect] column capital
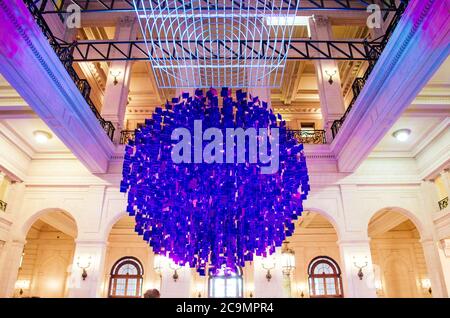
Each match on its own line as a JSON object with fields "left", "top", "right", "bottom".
{"left": 313, "top": 15, "right": 330, "bottom": 27}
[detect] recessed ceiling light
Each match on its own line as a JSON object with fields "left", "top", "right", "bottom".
{"left": 392, "top": 129, "right": 411, "bottom": 142}
{"left": 33, "top": 130, "right": 52, "bottom": 144}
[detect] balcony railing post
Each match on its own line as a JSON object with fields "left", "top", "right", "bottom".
{"left": 438, "top": 197, "right": 449, "bottom": 211}
{"left": 0, "top": 199, "right": 7, "bottom": 212}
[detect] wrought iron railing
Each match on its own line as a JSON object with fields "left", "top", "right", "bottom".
{"left": 287, "top": 130, "right": 327, "bottom": 145}
{"left": 120, "top": 130, "right": 136, "bottom": 145}
{"left": 439, "top": 197, "right": 449, "bottom": 211}
{"left": 331, "top": 0, "right": 409, "bottom": 139}
{"left": 120, "top": 129, "right": 326, "bottom": 145}
{"left": 24, "top": 0, "right": 115, "bottom": 141}
{"left": 0, "top": 200, "right": 7, "bottom": 212}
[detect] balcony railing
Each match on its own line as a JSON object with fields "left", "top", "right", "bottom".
{"left": 287, "top": 130, "right": 327, "bottom": 145}
{"left": 24, "top": 0, "right": 115, "bottom": 141}
{"left": 120, "top": 129, "right": 326, "bottom": 145}
{"left": 120, "top": 130, "right": 136, "bottom": 145}
{"left": 0, "top": 200, "right": 7, "bottom": 212}
{"left": 439, "top": 197, "right": 449, "bottom": 211}
{"left": 331, "top": 0, "right": 409, "bottom": 139}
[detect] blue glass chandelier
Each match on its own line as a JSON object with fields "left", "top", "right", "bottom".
{"left": 120, "top": 88, "right": 309, "bottom": 275}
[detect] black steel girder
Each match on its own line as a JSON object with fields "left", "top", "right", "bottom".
{"left": 38, "top": 0, "right": 403, "bottom": 14}
{"left": 61, "top": 39, "right": 382, "bottom": 62}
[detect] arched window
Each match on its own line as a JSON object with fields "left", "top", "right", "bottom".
{"left": 308, "top": 256, "right": 343, "bottom": 298}
{"left": 108, "top": 257, "right": 144, "bottom": 298}
{"left": 208, "top": 265, "right": 243, "bottom": 298}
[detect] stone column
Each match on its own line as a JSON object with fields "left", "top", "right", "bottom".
{"left": 338, "top": 239, "right": 377, "bottom": 298}
{"left": 421, "top": 239, "right": 448, "bottom": 298}
{"left": 67, "top": 240, "right": 108, "bottom": 298}
{"left": 308, "top": 16, "right": 346, "bottom": 142}
{"left": 101, "top": 17, "right": 136, "bottom": 143}
{"left": 0, "top": 240, "right": 25, "bottom": 298}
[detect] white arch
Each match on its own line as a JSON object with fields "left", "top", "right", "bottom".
{"left": 366, "top": 206, "right": 428, "bottom": 240}
{"left": 18, "top": 207, "right": 79, "bottom": 240}
{"left": 299, "top": 207, "right": 343, "bottom": 240}
{"left": 100, "top": 210, "right": 130, "bottom": 241}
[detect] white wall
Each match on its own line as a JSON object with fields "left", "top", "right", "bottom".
{"left": 0, "top": 143, "right": 449, "bottom": 298}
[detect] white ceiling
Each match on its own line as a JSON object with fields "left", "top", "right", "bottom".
{"left": 1, "top": 118, "right": 69, "bottom": 154}
{"left": 373, "top": 117, "right": 444, "bottom": 153}
{"left": 372, "top": 56, "right": 450, "bottom": 156}
{"left": 0, "top": 75, "right": 70, "bottom": 156}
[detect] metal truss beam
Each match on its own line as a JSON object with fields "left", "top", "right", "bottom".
{"left": 39, "top": 0, "right": 403, "bottom": 14}
{"left": 62, "top": 39, "right": 382, "bottom": 62}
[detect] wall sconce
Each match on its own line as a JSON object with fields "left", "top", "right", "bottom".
{"left": 196, "top": 283, "right": 203, "bottom": 298}
{"left": 353, "top": 256, "right": 368, "bottom": 280}
{"left": 15, "top": 280, "right": 30, "bottom": 296}
{"left": 169, "top": 262, "right": 182, "bottom": 282}
{"left": 77, "top": 256, "right": 91, "bottom": 281}
{"left": 247, "top": 284, "right": 255, "bottom": 298}
{"left": 110, "top": 70, "right": 122, "bottom": 86}
{"left": 154, "top": 254, "right": 182, "bottom": 283}
{"left": 421, "top": 278, "right": 432, "bottom": 295}
{"left": 325, "top": 70, "right": 337, "bottom": 85}
{"left": 297, "top": 283, "right": 306, "bottom": 298}
{"left": 261, "top": 256, "right": 276, "bottom": 282}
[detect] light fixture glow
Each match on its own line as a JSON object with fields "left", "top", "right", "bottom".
{"left": 33, "top": 130, "right": 52, "bottom": 144}
{"left": 15, "top": 280, "right": 30, "bottom": 290}
{"left": 421, "top": 278, "right": 432, "bottom": 294}
{"left": 392, "top": 129, "right": 411, "bottom": 142}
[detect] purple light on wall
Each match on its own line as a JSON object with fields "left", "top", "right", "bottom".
{"left": 120, "top": 88, "right": 309, "bottom": 275}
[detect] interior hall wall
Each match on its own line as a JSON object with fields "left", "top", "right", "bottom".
{"left": 16, "top": 227, "right": 75, "bottom": 298}
{"left": 370, "top": 230, "right": 430, "bottom": 298}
